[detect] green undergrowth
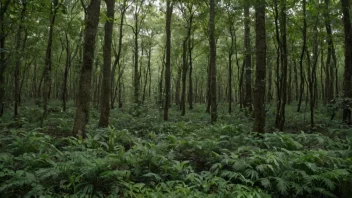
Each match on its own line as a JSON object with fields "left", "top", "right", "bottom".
{"left": 1, "top": 102, "right": 352, "bottom": 197}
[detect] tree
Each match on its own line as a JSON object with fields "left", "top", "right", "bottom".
{"left": 297, "top": 0, "right": 306, "bottom": 112}
{"left": 42, "top": 0, "right": 60, "bottom": 124}
{"left": 275, "top": 0, "right": 288, "bottom": 131}
{"left": 209, "top": 0, "right": 217, "bottom": 123}
{"left": 163, "top": 0, "right": 173, "bottom": 121}
{"left": 253, "top": 0, "right": 266, "bottom": 133}
{"left": 341, "top": 0, "right": 352, "bottom": 124}
{"left": 324, "top": 0, "right": 335, "bottom": 104}
{"left": 244, "top": 1, "right": 252, "bottom": 112}
{"left": 14, "top": 0, "right": 27, "bottom": 118}
{"left": 72, "top": 0, "right": 101, "bottom": 137}
{"left": 0, "top": 0, "right": 11, "bottom": 116}
{"left": 111, "top": 0, "right": 130, "bottom": 109}
{"left": 99, "top": 0, "right": 115, "bottom": 127}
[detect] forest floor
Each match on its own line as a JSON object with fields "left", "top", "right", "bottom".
{"left": 0, "top": 101, "right": 352, "bottom": 197}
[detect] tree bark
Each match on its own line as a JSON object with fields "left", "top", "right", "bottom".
{"left": 209, "top": 0, "right": 217, "bottom": 123}
{"left": 324, "top": 0, "right": 335, "bottom": 103}
{"left": 42, "top": 0, "right": 59, "bottom": 124}
{"left": 163, "top": 1, "right": 173, "bottom": 121}
{"left": 341, "top": 0, "right": 352, "bottom": 124}
{"left": 14, "top": 0, "right": 27, "bottom": 118}
{"left": 181, "top": 38, "right": 188, "bottom": 116}
{"left": 253, "top": 0, "right": 266, "bottom": 133}
{"left": 244, "top": 2, "right": 252, "bottom": 112}
{"left": 276, "top": 0, "right": 288, "bottom": 131}
{"left": 111, "top": 0, "right": 128, "bottom": 109}
{"left": 297, "top": 0, "right": 307, "bottom": 112}
{"left": 0, "top": 0, "right": 10, "bottom": 116}
{"left": 72, "top": 0, "right": 101, "bottom": 137}
{"left": 99, "top": 0, "right": 114, "bottom": 127}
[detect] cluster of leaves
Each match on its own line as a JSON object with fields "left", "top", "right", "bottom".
{"left": 0, "top": 104, "right": 352, "bottom": 197}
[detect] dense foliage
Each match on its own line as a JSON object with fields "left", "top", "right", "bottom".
{"left": 1, "top": 102, "right": 351, "bottom": 197}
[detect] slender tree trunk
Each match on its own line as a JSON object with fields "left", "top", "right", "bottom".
{"left": 181, "top": 38, "right": 188, "bottom": 116}
{"left": 62, "top": 32, "right": 70, "bottom": 112}
{"left": 276, "top": 0, "right": 288, "bottom": 131}
{"left": 134, "top": 13, "right": 140, "bottom": 105}
{"left": 324, "top": 0, "right": 335, "bottom": 103}
{"left": 14, "top": 0, "right": 26, "bottom": 118}
{"left": 0, "top": 0, "right": 10, "bottom": 117}
{"left": 341, "top": 0, "right": 352, "bottom": 124}
{"left": 209, "top": 0, "right": 217, "bottom": 123}
{"left": 42, "top": 0, "right": 59, "bottom": 124}
{"left": 111, "top": 0, "right": 128, "bottom": 109}
{"left": 253, "top": 0, "right": 266, "bottom": 133}
{"left": 159, "top": 50, "right": 165, "bottom": 108}
{"left": 163, "top": 1, "right": 173, "bottom": 121}
{"left": 99, "top": 0, "right": 114, "bottom": 127}
{"left": 228, "top": 25, "right": 234, "bottom": 114}
{"left": 297, "top": 0, "right": 307, "bottom": 112}
{"left": 175, "top": 67, "right": 181, "bottom": 106}
{"left": 244, "top": 2, "right": 252, "bottom": 112}
{"left": 72, "top": 0, "right": 101, "bottom": 137}
{"left": 188, "top": 13, "right": 194, "bottom": 110}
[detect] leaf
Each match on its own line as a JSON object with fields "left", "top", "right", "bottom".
{"left": 259, "top": 178, "right": 271, "bottom": 188}
{"left": 274, "top": 177, "right": 289, "bottom": 195}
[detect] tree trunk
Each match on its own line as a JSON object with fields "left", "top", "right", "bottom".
{"left": 72, "top": 0, "right": 101, "bottom": 137}
{"left": 297, "top": 0, "right": 307, "bottom": 112}
{"left": 14, "top": 0, "right": 27, "bottom": 118}
{"left": 134, "top": 11, "right": 140, "bottom": 105}
{"left": 99, "top": 0, "right": 114, "bottom": 127}
{"left": 341, "top": 0, "right": 352, "bottom": 124}
{"left": 228, "top": 25, "right": 235, "bottom": 114}
{"left": 163, "top": 1, "right": 173, "bottom": 121}
{"left": 324, "top": 0, "right": 335, "bottom": 103}
{"left": 181, "top": 38, "right": 188, "bottom": 116}
{"left": 276, "top": 0, "right": 288, "bottom": 131}
{"left": 42, "top": 0, "right": 59, "bottom": 124}
{"left": 111, "top": 0, "right": 128, "bottom": 109}
{"left": 188, "top": 13, "right": 194, "bottom": 110}
{"left": 209, "top": 0, "right": 217, "bottom": 123}
{"left": 0, "top": 0, "right": 10, "bottom": 117}
{"left": 244, "top": 2, "right": 252, "bottom": 112}
{"left": 253, "top": 0, "right": 266, "bottom": 133}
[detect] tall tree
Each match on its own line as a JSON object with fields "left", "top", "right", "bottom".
{"left": 0, "top": 0, "right": 11, "bottom": 116}
{"left": 341, "top": 0, "right": 352, "bottom": 124}
{"left": 99, "top": 0, "right": 115, "bottom": 127}
{"left": 163, "top": 0, "right": 173, "bottom": 121}
{"left": 72, "top": 0, "right": 101, "bottom": 137}
{"left": 244, "top": 1, "right": 252, "bottom": 112}
{"left": 324, "top": 0, "right": 335, "bottom": 103}
{"left": 275, "top": 0, "right": 288, "bottom": 131}
{"left": 209, "top": 0, "right": 217, "bottom": 123}
{"left": 111, "top": 0, "right": 129, "bottom": 109}
{"left": 14, "top": 0, "right": 27, "bottom": 118}
{"left": 253, "top": 0, "right": 266, "bottom": 133}
{"left": 42, "top": 0, "right": 60, "bottom": 123}
{"left": 297, "top": 0, "right": 307, "bottom": 112}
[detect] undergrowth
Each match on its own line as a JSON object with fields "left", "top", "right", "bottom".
{"left": 0, "top": 102, "right": 352, "bottom": 197}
